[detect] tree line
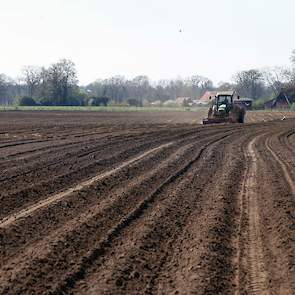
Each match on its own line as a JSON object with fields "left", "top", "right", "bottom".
{"left": 1, "top": 50, "right": 295, "bottom": 107}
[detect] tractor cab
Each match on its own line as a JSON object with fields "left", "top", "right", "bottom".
{"left": 216, "top": 94, "right": 233, "bottom": 106}
{"left": 212, "top": 92, "right": 234, "bottom": 117}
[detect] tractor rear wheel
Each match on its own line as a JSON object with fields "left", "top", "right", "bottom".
{"left": 238, "top": 111, "right": 244, "bottom": 123}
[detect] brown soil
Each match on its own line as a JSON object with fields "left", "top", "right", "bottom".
{"left": 0, "top": 110, "right": 295, "bottom": 294}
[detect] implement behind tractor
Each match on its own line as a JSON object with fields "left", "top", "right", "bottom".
{"left": 203, "top": 91, "right": 245, "bottom": 125}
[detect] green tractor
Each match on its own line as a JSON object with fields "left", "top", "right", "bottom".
{"left": 202, "top": 91, "right": 245, "bottom": 125}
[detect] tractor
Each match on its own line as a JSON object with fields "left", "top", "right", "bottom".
{"left": 202, "top": 91, "right": 245, "bottom": 125}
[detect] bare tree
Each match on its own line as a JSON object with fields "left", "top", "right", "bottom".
{"left": 22, "top": 66, "right": 41, "bottom": 97}
{"left": 183, "top": 75, "right": 213, "bottom": 99}
{"left": 47, "top": 59, "right": 78, "bottom": 104}
{"left": 233, "top": 69, "right": 265, "bottom": 100}
{"left": 131, "top": 75, "right": 150, "bottom": 103}
{"left": 0, "top": 74, "right": 8, "bottom": 104}
{"left": 85, "top": 79, "right": 104, "bottom": 97}
{"left": 291, "top": 49, "right": 295, "bottom": 65}
{"left": 0, "top": 74, "right": 17, "bottom": 105}
{"left": 217, "top": 82, "right": 234, "bottom": 91}
{"left": 103, "top": 76, "right": 127, "bottom": 103}
{"left": 186, "top": 75, "right": 212, "bottom": 88}
{"left": 287, "top": 50, "right": 295, "bottom": 86}
{"left": 262, "top": 66, "right": 289, "bottom": 94}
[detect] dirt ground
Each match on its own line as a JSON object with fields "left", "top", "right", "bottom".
{"left": 0, "top": 110, "right": 295, "bottom": 294}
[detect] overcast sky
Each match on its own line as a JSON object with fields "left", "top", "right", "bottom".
{"left": 0, "top": 0, "right": 294, "bottom": 85}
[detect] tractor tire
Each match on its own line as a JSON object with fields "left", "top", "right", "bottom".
{"left": 238, "top": 112, "right": 244, "bottom": 123}
{"left": 232, "top": 105, "right": 245, "bottom": 124}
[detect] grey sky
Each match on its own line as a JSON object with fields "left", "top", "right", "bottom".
{"left": 1, "top": 0, "right": 294, "bottom": 85}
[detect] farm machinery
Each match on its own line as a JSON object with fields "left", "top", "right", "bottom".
{"left": 202, "top": 91, "right": 245, "bottom": 125}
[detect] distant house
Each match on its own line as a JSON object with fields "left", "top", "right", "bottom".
{"left": 150, "top": 100, "right": 162, "bottom": 107}
{"left": 175, "top": 97, "right": 193, "bottom": 107}
{"left": 264, "top": 87, "right": 295, "bottom": 109}
{"left": 200, "top": 91, "right": 218, "bottom": 102}
{"left": 234, "top": 97, "right": 253, "bottom": 110}
{"left": 263, "top": 99, "right": 276, "bottom": 109}
{"left": 192, "top": 99, "right": 209, "bottom": 106}
{"left": 163, "top": 100, "right": 177, "bottom": 107}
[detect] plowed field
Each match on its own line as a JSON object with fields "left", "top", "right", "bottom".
{"left": 1, "top": 110, "right": 295, "bottom": 294}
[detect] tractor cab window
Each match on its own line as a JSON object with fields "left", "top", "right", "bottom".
{"left": 218, "top": 95, "right": 230, "bottom": 105}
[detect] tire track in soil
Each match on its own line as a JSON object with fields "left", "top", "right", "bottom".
{"left": 0, "top": 127, "right": 196, "bottom": 183}
{"left": 2, "top": 112, "right": 295, "bottom": 294}
{"left": 0, "top": 142, "right": 173, "bottom": 229}
{"left": 0, "top": 127, "right": 234, "bottom": 220}
{"left": 71, "top": 125, "right": 251, "bottom": 295}
{"left": 241, "top": 135, "right": 270, "bottom": 294}
{"left": 258, "top": 130, "right": 295, "bottom": 294}
{"left": 0, "top": 138, "right": 195, "bottom": 272}
{"left": 0, "top": 132, "right": 232, "bottom": 295}
{"left": 0, "top": 132, "right": 216, "bottom": 266}
{"left": 50, "top": 132, "right": 232, "bottom": 295}
{"left": 265, "top": 136, "right": 295, "bottom": 196}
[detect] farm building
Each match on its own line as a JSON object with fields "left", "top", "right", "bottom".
{"left": 200, "top": 91, "right": 218, "bottom": 102}
{"left": 264, "top": 99, "right": 276, "bottom": 109}
{"left": 150, "top": 100, "right": 162, "bottom": 107}
{"left": 175, "top": 97, "right": 193, "bottom": 107}
{"left": 264, "top": 87, "right": 295, "bottom": 109}
{"left": 163, "top": 100, "right": 177, "bottom": 107}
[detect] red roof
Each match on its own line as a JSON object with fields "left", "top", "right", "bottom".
{"left": 200, "top": 91, "right": 217, "bottom": 101}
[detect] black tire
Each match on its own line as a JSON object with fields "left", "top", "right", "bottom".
{"left": 238, "top": 111, "right": 244, "bottom": 123}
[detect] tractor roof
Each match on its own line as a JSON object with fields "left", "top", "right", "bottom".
{"left": 217, "top": 91, "right": 234, "bottom": 96}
